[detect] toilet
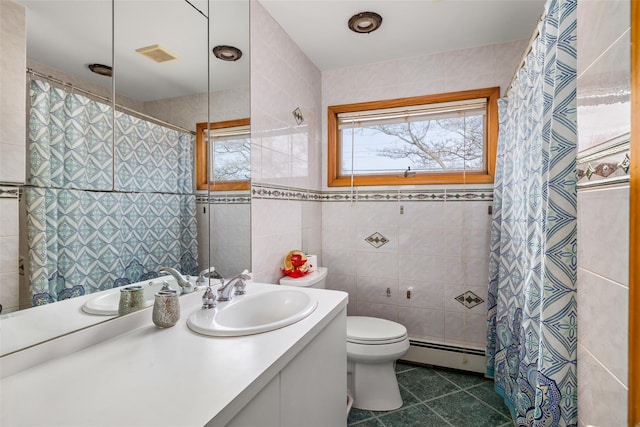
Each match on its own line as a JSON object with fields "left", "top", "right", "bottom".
{"left": 280, "top": 266, "right": 410, "bottom": 411}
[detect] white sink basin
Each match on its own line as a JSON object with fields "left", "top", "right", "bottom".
{"left": 187, "top": 289, "right": 318, "bottom": 337}
{"left": 82, "top": 278, "right": 220, "bottom": 316}
{"left": 81, "top": 281, "right": 171, "bottom": 315}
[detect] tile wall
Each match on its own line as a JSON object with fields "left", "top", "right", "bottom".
{"left": 575, "top": 0, "right": 630, "bottom": 425}
{"left": 161, "top": 86, "right": 253, "bottom": 278}
{"left": 319, "top": 41, "right": 526, "bottom": 351}
{"left": 249, "top": 1, "right": 322, "bottom": 284}
{"left": 0, "top": 0, "right": 25, "bottom": 314}
{"left": 1, "top": 0, "right": 26, "bottom": 185}
{"left": 322, "top": 190, "right": 493, "bottom": 350}
{"left": 143, "top": 86, "right": 250, "bottom": 132}
{"left": 196, "top": 192, "right": 251, "bottom": 278}
{"left": 249, "top": 2, "right": 530, "bottom": 351}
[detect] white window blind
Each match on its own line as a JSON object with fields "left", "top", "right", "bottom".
{"left": 338, "top": 98, "right": 487, "bottom": 129}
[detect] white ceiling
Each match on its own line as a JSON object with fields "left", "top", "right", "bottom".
{"left": 17, "top": 0, "right": 250, "bottom": 102}
{"left": 260, "top": 0, "right": 546, "bottom": 71}
{"left": 16, "top": 0, "right": 545, "bottom": 103}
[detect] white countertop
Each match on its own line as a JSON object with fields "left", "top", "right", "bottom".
{"left": 0, "top": 276, "right": 194, "bottom": 356}
{"left": 0, "top": 286, "right": 117, "bottom": 356}
{"left": 0, "top": 283, "right": 348, "bottom": 426}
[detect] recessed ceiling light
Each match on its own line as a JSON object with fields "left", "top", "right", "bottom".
{"left": 88, "top": 63, "right": 112, "bottom": 77}
{"left": 348, "top": 11, "right": 383, "bottom": 34}
{"left": 212, "top": 45, "right": 243, "bottom": 62}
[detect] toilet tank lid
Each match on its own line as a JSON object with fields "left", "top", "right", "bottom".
{"left": 279, "top": 266, "right": 328, "bottom": 287}
{"left": 347, "top": 316, "right": 407, "bottom": 342}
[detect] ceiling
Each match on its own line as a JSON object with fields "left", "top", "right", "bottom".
{"left": 17, "top": 0, "right": 250, "bottom": 102}
{"left": 16, "top": 0, "right": 545, "bottom": 103}
{"left": 260, "top": 0, "right": 546, "bottom": 71}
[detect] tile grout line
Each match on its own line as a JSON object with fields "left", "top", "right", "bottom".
{"left": 421, "top": 402, "right": 457, "bottom": 427}
{"left": 349, "top": 365, "right": 512, "bottom": 427}
{"left": 460, "top": 389, "right": 512, "bottom": 421}
{"left": 373, "top": 401, "right": 456, "bottom": 427}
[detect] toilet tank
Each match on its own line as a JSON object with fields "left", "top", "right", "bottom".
{"left": 279, "top": 266, "right": 328, "bottom": 289}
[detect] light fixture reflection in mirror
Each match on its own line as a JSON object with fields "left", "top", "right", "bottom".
{"left": 212, "top": 45, "right": 243, "bottom": 62}
{"left": 88, "top": 63, "right": 113, "bottom": 77}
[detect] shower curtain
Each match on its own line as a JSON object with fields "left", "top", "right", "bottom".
{"left": 26, "top": 79, "right": 198, "bottom": 305}
{"left": 486, "top": 0, "right": 577, "bottom": 425}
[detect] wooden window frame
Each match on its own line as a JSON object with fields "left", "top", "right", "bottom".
{"left": 196, "top": 118, "right": 250, "bottom": 191}
{"left": 629, "top": 0, "right": 639, "bottom": 425}
{"left": 327, "top": 87, "right": 500, "bottom": 187}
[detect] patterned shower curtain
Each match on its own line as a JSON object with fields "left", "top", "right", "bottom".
{"left": 26, "top": 79, "right": 198, "bottom": 305}
{"left": 486, "top": 0, "right": 577, "bottom": 425}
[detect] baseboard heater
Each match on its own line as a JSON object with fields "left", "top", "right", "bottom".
{"left": 400, "top": 339, "right": 487, "bottom": 374}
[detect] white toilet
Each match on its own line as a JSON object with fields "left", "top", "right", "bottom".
{"left": 280, "top": 266, "right": 410, "bottom": 411}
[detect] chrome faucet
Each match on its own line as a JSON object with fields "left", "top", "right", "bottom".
{"left": 217, "top": 273, "right": 251, "bottom": 302}
{"left": 159, "top": 267, "right": 195, "bottom": 294}
{"left": 196, "top": 267, "right": 223, "bottom": 286}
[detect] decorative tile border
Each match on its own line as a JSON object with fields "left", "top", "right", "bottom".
{"left": 196, "top": 191, "right": 251, "bottom": 204}
{"left": 251, "top": 183, "right": 322, "bottom": 201}
{"left": 399, "top": 189, "right": 494, "bottom": 202}
{"left": 577, "top": 135, "right": 630, "bottom": 188}
{"left": 251, "top": 183, "right": 494, "bottom": 203}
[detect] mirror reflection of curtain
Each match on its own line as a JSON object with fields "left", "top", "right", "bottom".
{"left": 26, "top": 79, "right": 198, "bottom": 306}
{"left": 486, "top": 0, "right": 577, "bottom": 425}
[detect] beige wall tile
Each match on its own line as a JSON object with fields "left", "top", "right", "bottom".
{"left": 577, "top": 186, "right": 629, "bottom": 285}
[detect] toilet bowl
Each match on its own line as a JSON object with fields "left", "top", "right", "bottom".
{"left": 280, "top": 266, "right": 410, "bottom": 411}
{"left": 346, "top": 316, "right": 409, "bottom": 410}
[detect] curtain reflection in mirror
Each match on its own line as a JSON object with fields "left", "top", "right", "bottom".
{"left": 26, "top": 79, "right": 198, "bottom": 305}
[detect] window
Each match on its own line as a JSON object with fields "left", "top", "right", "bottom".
{"left": 327, "top": 87, "right": 499, "bottom": 187}
{"left": 196, "top": 118, "right": 250, "bottom": 191}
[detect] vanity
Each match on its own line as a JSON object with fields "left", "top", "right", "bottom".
{"left": 0, "top": 283, "right": 349, "bottom": 426}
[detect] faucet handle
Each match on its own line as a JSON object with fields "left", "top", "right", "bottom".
{"left": 202, "top": 285, "right": 217, "bottom": 309}
{"left": 233, "top": 271, "right": 251, "bottom": 296}
{"left": 234, "top": 281, "right": 247, "bottom": 296}
{"left": 197, "top": 267, "right": 216, "bottom": 285}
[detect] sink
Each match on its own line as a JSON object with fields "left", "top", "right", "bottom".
{"left": 82, "top": 278, "right": 219, "bottom": 316}
{"left": 82, "top": 281, "right": 171, "bottom": 315}
{"left": 187, "top": 289, "right": 318, "bottom": 337}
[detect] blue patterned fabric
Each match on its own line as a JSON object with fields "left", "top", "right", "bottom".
{"left": 114, "top": 112, "right": 193, "bottom": 194}
{"left": 29, "top": 79, "right": 113, "bottom": 190}
{"left": 27, "top": 80, "right": 198, "bottom": 305}
{"left": 486, "top": 0, "right": 578, "bottom": 425}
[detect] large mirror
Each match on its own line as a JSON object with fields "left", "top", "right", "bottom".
{"left": 199, "top": 0, "right": 251, "bottom": 279}
{"left": 2, "top": 0, "right": 250, "bottom": 356}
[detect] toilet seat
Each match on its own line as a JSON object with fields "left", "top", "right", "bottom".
{"left": 347, "top": 316, "right": 408, "bottom": 345}
{"left": 348, "top": 335, "right": 408, "bottom": 345}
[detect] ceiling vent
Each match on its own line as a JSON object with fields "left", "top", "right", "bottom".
{"left": 135, "top": 44, "right": 178, "bottom": 63}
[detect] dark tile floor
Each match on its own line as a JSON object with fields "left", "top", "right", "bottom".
{"left": 348, "top": 362, "right": 513, "bottom": 427}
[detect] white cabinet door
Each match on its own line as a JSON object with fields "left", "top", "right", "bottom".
{"left": 226, "top": 375, "right": 280, "bottom": 427}
{"left": 226, "top": 308, "right": 347, "bottom": 427}
{"left": 280, "top": 309, "right": 347, "bottom": 427}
